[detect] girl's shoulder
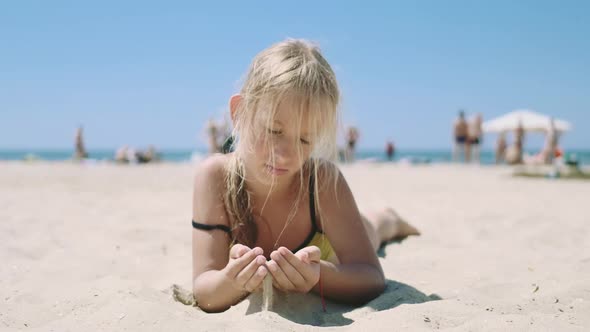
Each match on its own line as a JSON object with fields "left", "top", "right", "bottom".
{"left": 193, "top": 153, "right": 231, "bottom": 194}
{"left": 310, "top": 159, "right": 341, "bottom": 190}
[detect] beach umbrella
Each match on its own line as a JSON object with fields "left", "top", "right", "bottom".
{"left": 482, "top": 109, "right": 572, "bottom": 133}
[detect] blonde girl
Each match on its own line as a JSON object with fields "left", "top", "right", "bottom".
{"left": 192, "top": 39, "right": 418, "bottom": 312}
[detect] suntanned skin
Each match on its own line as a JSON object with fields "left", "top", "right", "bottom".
{"left": 453, "top": 113, "right": 468, "bottom": 162}
{"left": 192, "top": 95, "right": 400, "bottom": 312}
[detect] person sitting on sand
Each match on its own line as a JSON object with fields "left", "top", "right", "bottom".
{"left": 73, "top": 126, "right": 89, "bottom": 160}
{"left": 114, "top": 145, "right": 139, "bottom": 164}
{"left": 191, "top": 39, "right": 419, "bottom": 313}
{"left": 524, "top": 119, "right": 562, "bottom": 165}
{"left": 136, "top": 145, "right": 160, "bottom": 164}
{"left": 115, "top": 145, "right": 130, "bottom": 163}
{"left": 452, "top": 111, "right": 468, "bottom": 162}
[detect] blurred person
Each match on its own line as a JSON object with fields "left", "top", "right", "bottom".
{"left": 385, "top": 140, "right": 395, "bottom": 161}
{"left": 452, "top": 110, "right": 468, "bottom": 162}
{"left": 345, "top": 126, "right": 359, "bottom": 162}
{"left": 466, "top": 113, "right": 483, "bottom": 163}
{"left": 73, "top": 126, "right": 88, "bottom": 160}
{"left": 506, "top": 122, "right": 525, "bottom": 165}
{"left": 495, "top": 132, "right": 507, "bottom": 164}
{"left": 136, "top": 145, "right": 160, "bottom": 163}
{"left": 206, "top": 118, "right": 221, "bottom": 154}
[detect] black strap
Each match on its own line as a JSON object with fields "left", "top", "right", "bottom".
{"left": 308, "top": 172, "right": 318, "bottom": 232}
{"left": 192, "top": 169, "right": 318, "bottom": 250}
{"left": 292, "top": 172, "right": 320, "bottom": 253}
{"left": 192, "top": 220, "right": 231, "bottom": 234}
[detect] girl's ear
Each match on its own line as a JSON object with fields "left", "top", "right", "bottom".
{"left": 229, "top": 94, "right": 242, "bottom": 126}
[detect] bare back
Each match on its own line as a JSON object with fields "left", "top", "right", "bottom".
{"left": 454, "top": 119, "right": 468, "bottom": 138}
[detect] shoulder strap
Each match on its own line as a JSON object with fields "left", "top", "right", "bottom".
{"left": 191, "top": 220, "right": 231, "bottom": 234}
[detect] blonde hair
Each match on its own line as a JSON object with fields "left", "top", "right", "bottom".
{"left": 224, "top": 39, "right": 340, "bottom": 247}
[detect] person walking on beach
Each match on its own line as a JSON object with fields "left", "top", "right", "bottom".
{"left": 466, "top": 113, "right": 483, "bottom": 163}
{"left": 191, "top": 39, "right": 419, "bottom": 313}
{"left": 73, "top": 126, "right": 88, "bottom": 160}
{"left": 452, "top": 111, "right": 468, "bottom": 162}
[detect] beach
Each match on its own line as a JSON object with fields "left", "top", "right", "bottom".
{"left": 1, "top": 161, "right": 588, "bottom": 331}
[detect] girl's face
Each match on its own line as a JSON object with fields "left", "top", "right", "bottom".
{"left": 242, "top": 99, "right": 314, "bottom": 185}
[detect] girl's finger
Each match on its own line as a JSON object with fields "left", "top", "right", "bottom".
{"left": 235, "top": 254, "right": 266, "bottom": 288}
{"left": 270, "top": 249, "right": 306, "bottom": 290}
{"left": 229, "top": 244, "right": 251, "bottom": 259}
{"left": 296, "top": 246, "right": 321, "bottom": 263}
{"left": 243, "top": 265, "right": 268, "bottom": 292}
{"left": 279, "top": 247, "right": 317, "bottom": 283}
{"left": 225, "top": 247, "right": 263, "bottom": 278}
{"left": 266, "top": 259, "right": 295, "bottom": 291}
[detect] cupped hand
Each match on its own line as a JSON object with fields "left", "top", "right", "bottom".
{"left": 266, "top": 246, "right": 321, "bottom": 293}
{"left": 222, "top": 244, "right": 268, "bottom": 293}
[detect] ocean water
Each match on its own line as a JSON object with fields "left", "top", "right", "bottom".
{"left": 1, "top": 148, "right": 589, "bottom": 165}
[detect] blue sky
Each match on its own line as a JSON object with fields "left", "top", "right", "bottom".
{"left": 1, "top": 1, "right": 589, "bottom": 150}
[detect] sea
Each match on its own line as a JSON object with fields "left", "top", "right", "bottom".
{"left": 1, "top": 148, "right": 589, "bottom": 166}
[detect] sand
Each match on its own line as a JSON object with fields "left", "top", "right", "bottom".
{"left": 1, "top": 161, "right": 588, "bottom": 331}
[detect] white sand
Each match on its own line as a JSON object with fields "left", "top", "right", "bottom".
{"left": 1, "top": 161, "right": 588, "bottom": 331}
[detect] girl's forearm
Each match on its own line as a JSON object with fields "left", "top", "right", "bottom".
{"left": 312, "top": 260, "right": 385, "bottom": 305}
{"left": 193, "top": 270, "right": 249, "bottom": 312}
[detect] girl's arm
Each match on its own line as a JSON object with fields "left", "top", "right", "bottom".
{"left": 311, "top": 259, "right": 384, "bottom": 304}
{"left": 314, "top": 167, "right": 385, "bottom": 304}
{"left": 192, "top": 156, "right": 268, "bottom": 312}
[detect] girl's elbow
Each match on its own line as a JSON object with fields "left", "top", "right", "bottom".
{"left": 192, "top": 289, "right": 231, "bottom": 313}
{"left": 345, "top": 277, "right": 386, "bottom": 305}
{"left": 359, "top": 274, "right": 386, "bottom": 304}
{"left": 374, "top": 277, "right": 387, "bottom": 297}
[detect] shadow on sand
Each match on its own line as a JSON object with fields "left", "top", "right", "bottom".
{"left": 172, "top": 277, "right": 440, "bottom": 328}
{"left": 173, "top": 238, "right": 439, "bottom": 327}
{"left": 245, "top": 279, "right": 441, "bottom": 327}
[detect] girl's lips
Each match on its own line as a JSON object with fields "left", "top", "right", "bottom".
{"left": 265, "top": 164, "right": 288, "bottom": 175}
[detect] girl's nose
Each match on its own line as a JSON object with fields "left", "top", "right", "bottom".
{"left": 272, "top": 137, "right": 297, "bottom": 163}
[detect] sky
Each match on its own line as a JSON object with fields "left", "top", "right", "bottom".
{"left": 1, "top": 0, "right": 589, "bottom": 150}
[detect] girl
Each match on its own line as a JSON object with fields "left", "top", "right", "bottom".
{"left": 192, "top": 39, "right": 418, "bottom": 313}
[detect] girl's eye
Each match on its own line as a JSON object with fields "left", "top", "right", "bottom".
{"left": 300, "top": 138, "right": 310, "bottom": 145}
{"left": 267, "top": 128, "right": 282, "bottom": 135}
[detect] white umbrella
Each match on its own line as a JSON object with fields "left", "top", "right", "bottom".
{"left": 482, "top": 109, "right": 572, "bottom": 133}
